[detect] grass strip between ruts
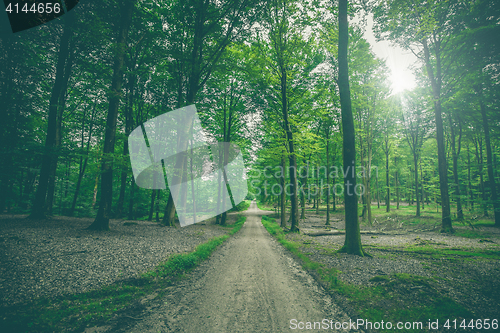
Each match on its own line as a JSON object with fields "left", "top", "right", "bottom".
{"left": 1, "top": 215, "right": 246, "bottom": 333}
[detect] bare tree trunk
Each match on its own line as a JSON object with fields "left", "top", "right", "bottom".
{"left": 395, "top": 156, "right": 399, "bottom": 210}
{"left": 316, "top": 169, "right": 320, "bottom": 215}
{"left": 155, "top": 189, "right": 160, "bottom": 222}
{"left": 326, "top": 130, "right": 330, "bottom": 225}
{"left": 88, "top": 0, "right": 135, "bottom": 230}
{"left": 116, "top": 74, "right": 135, "bottom": 218}
{"left": 448, "top": 112, "right": 463, "bottom": 221}
{"left": 280, "top": 154, "right": 286, "bottom": 227}
{"left": 128, "top": 178, "right": 135, "bottom": 220}
{"left": 385, "top": 142, "right": 390, "bottom": 212}
{"left": 30, "top": 15, "right": 74, "bottom": 219}
{"left": 422, "top": 39, "right": 452, "bottom": 233}
{"left": 475, "top": 136, "right": 488, "bottom": 216}
{"left": 148, "top": 190, "right": 156, "bottom": 221}
{"left": 479, "top": 98, "right": 500, "bottom": 226}
{"left": 467, "top": 144, "right": 473, "bottom": 211}
{"left": 338, "top": 0, "right": 364, "bottom": 256}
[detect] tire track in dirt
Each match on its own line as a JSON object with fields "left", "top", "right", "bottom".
{"left": 121, "top": 201, "right": 358, "bottom": 333}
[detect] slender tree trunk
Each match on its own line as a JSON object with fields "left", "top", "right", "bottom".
{"left": 148, "top": 189, "right": 156, "bottom": 221}
{"left": 316, "top": 169, "right": 320, "bottom": 215}
{"left": 479, "top": 99, "right": 500, "bottom": 226}
{"left": 30, "top": 16, "right": 74, "bottom": 219}
{"left": 395, "top": 156, "right": 399, "bottom": 210}
{"left": 414, "top": 154, "right": 420, "bottom": 216}
{"left": 278, "top": 67, "right": 299, "bottom": 231}
{"left": 92, "top": 175, "right": 99, "bottom": 209}
{"left": 88, "top": 0, "right": 135, "bottom": 230}
{"left": 300, "top": 159, "right": 307, "bottom": 220}
{"left": 467, "top": 144, "right": 473, "bottom": 211}
{"left": 448, "top": 112, "right": 463, "bottom": 221}
{"left": 155, "top": 189, "right": 160, "bottom": 222}
{"left": 116, "top": 74, "right": 135, "bottom": 218}
{"left": 128, "top": 178, "right": 135, "bottom": 220}
{"left": 422, "top": 39, "right": 452, "bottom": 233}
{"left": 280, "top": 154, "right": 286, "bottom": 227}
{"left": 338, "top": 0, "right": 364, "bottom": 256}
{"left": 326, "top": 131, "right": 330, "bottom": 225}
{"left": 420, "top": 162, "right": 424, "bottom": 210}
{"left": 385, "top": 144, "right": 390, "bottom": 212}
{"left": 476, "top": 137, "right": 488, "bottom": 216}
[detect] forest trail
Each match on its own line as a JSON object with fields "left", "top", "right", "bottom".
{"left": 122, "top": 201, "right": 357, "bottom": 333}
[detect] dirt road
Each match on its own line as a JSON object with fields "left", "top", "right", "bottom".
{"left": 123, "top": 202, "right": 357, "bottom": 332}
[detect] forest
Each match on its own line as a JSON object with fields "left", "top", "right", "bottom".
{"left": 2, "top": 0, "right": 499, "bottom": 244}
{"left": 1, "top": 0, "right": 499, "bottom": 331}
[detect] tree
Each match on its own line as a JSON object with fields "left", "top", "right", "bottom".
{"left": 30, "top": 13, "right": 76, "bottom": 219}
{"left": 400, "top": 89, "right": 431, "bottom": 217}
{"left": 160, "top": 0, "right": 264, "bottom": 227}
{"left": 88, "top": 0, "right": 136, "bottom": 230}
{"left": 374, "top": 0, "right": 460, "bottom": 232}
{"left": 337, "top": 0, "right": 365, "bottom": 256}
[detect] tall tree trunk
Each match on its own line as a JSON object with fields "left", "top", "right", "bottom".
{"left": 420, "top": 161, "right": 424, "bottom": 210}
{"left": 30, "top": 16, "right": 74, "bottom": 219}
{"left": 280, "top": 154, "right": 286, "bottom": 227}
{"left": 316, "top": 169, "right": 320, "bottom": 215}
{"left": 300, "top": 159, "right": 307, "bottom": 220}
{"left": 338, "top": 0, "right": 364, "bottom": 256}
{"left": 128, "top": 178, "right": 135, "bottom": 220}
{"left": 148, "top": 189, "right": 156, "bottom": 221}
{"left": 385, "top": 142, "right": 390, "bottom": 212}
{"left": 395, "top": 156, "right": 399, "bottom": 210}
{"left": 479, "top": 99, "right": 500, "bottom": 226}
{"left": 414, "top": 154, "right": 420, "bottom": 216}
{"left": 467, "top": 144, "right": 473, "bottom": 211}
{"left": 376, "top": 171, "right": 380, "bottom": 208}
{"left": 116, "top": 74, "right": 135, "bottom": 218}
{"left": 69, "top": 101, "right": 97, "bottom": 217}
{"left": 422, "top": 39, "right": 452, "bottom": 232}
{"left": 46, "top": 48, "right": 74, "bottom": 216}
{"left": 88, "top": 0, "right": 135, "bottom": 230}
{"left": 326, "top": 131, "right": 330, "bottom": 225}
{"left": 155, "top": 189, "right": 161, "bottom": 222}
{"left": 281, "top": 67, "right": 299, "bottom": 232}
{"left": 448, "top": 112, "right": 463, "bottom": 221}
{"left": 475, "top": 136, "right": 488, "bottom": 216}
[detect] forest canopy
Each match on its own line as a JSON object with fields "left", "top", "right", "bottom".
{"left": 1, "top": 0, "right": 499, "bottom": 240}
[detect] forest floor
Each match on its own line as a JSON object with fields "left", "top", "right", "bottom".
{"left": 0, "top": 212, "right": 245, "bottom": 332}
{"left": 0, "top": 214, "right": 231, "bottom": 305}
{"left": 259, "top": 202, "right": 500, "bottom": 332}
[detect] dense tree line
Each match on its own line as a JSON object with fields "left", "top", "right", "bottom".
{"left": 1, "top": 0, "right": 499, "bottom": 255}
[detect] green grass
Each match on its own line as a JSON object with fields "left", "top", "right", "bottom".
{"left": 261, "top": 216, "right": 320, "bottom": 270}
{"left": 2, "top": 215, "right": 247, "bottom": 333}
{"left": 256, "top": 201, "right": 275, "bottom": 211}
{"left": 260, "top": 216, "right": 473, "bottom": 332}
{"left": 229, "top": 200, "right": 251, "bottom": 212}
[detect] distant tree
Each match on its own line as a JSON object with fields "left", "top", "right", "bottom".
{"left": 30, "top": 14, "right": 75, "bottom": 219}
{"left": 374, "top": 0, "right": 462, "bottom": 232}
{"left": 88, "top": 0, "right": 136, "bottom": 230}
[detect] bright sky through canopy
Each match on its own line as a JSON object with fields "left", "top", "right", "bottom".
{"left": 358, "top": 14, "right": 418, "bottom": 94}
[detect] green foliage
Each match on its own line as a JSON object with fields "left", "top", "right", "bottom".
{"left": 229, "top": 200, "right": 251, "bottom": 212}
